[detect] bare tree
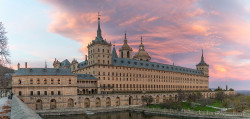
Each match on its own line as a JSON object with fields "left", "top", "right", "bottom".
{"left": 0, "top": 22, "right": 10, "bottom": 66}
{"left": 142, "top": 95, "right": 153, "bottom": 106}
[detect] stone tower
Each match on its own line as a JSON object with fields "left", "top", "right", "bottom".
{"left": 87, "top": 13, "right": 112, "bottom": 65}
{"left": 53, "top": 58, "right": 60, "bottom": 68}
{"left": 196, "top": 50, "right": 209, "bottom": 77}
{"left": 119, "top": 33, "right": 132, "bottom": 59}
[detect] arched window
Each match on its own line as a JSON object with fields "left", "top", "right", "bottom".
{"left": 127, "top": 51, "right": 130, "bottom": 58}
{"left": 18, "top": 79, "right": 22, "bottom": 84}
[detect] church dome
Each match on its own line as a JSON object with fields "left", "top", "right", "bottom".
{"left": 133, "top": 36, "right": 151, "bottom": 61}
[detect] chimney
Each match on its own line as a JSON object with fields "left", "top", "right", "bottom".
{"left": 17, "top": 63, "right": 20, "bottom": 69}
{"left": 85, "top": 55, "right": 87, "bottom": 61}
{"left": 25, "top": 62, "right": 27, "bottom": 68}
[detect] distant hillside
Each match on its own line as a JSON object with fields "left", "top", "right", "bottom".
{"left": 236, "top": 90, "right": 250, "bottom": 95}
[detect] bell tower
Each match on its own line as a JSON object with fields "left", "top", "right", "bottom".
{"left": 196, "top": 50, "right": 209, "bottom": 77}
{"left": 119, "top": 33, "right": 132, "bottom": 59}
{"left": 87, "top": 13, "right": 112, "bottom": 65}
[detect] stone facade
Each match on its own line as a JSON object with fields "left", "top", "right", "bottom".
{"left": 10, "top": 15, "right": 220, "bottom": 111}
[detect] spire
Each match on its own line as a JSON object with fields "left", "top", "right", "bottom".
{"left": 139, "top": 36, "right": 144, "bottom": 50}
{"left": 141, "top": 35, "right": 143, "bottom": 44}
{"left": 201, "top": 49, "right": 204, "bottom": 62}
{"left": 97, "top": 12, "right": 101, "bottom": 38}
{"left": 197, "top": 49, "right": 208, "bottom": 66}
{"left": 95, "top": 12, "right": 103, "bottom": 42}
{"left": 112, "top": 45, "right": 118, "bottom": 58}
{"left": 45, "top": 60, "right": 47, "bottom": 68}
{"left": 124, "top": 33, "right": 127, "bottom": 44}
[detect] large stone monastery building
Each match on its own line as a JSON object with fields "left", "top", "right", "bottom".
{"left": 53, "top": 15, "right": 209, "bottom": 94}
{"left": 10, "top": 15, "right": 219, "bottom": 111}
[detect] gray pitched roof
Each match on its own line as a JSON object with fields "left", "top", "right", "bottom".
{"left": 112, "top": 58, "right": 203, "bottom": 75}
{"left": 77, "top": 74, "right": 99, "bottom": 80}
{"left": 13, "top": 68, "right": 75, "bottom": 76}
{"left": 60, "top": 59, "right": 70, "bottom": 67}
{"left": 78, "top": 60, "right": 88, "bottom": 69}
{"left": 112, "top": 47, "right": 118, "bottom": 58}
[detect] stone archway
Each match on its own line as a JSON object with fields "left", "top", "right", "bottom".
{"left": 163, "top": 95, "right": 166, "bottom": 103}
{"left": 96, "top": 97, "right": 101, "bottom": 107}
{"left": 156, "top": 95, "right": 159, "bottom": 103}
{"left": 36, "top": 99, "right": 42, "bottom": 110}
{"left": 50, "top": 99, "right": 56, "bottom": 109}
{"left": 169, "top": 95, "right": 172, "bottom": 101}
{"left": 106, "top": 97, "right": 111, "bottom": 107}
{"left": 116, "top": 97, "right": 120, "bottom": 106}
{"left": 129, "top": 96, "right": 133, "bottom": 105}
{"left": 84, "top": 98, "right": 90, "bottom": 108}
{"left": 67, "top": 98, "right": 74, "bottom": 108}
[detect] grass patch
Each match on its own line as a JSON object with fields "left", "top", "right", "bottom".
{"left": 147, "top": 102, "right": 219, "bottom": 112}
{"left": 210, "top": 101, "right": 222, "bottom": 108}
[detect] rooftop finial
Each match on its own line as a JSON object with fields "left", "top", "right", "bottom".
{"left": 141, "top": 35, "right": 143, "bottom": 44}
{"left": 45, "top": 60, "right": 47, "bottom": 68}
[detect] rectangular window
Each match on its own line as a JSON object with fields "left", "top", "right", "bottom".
{"left": 37, "top": 91, "right": 40, "bottom": 95}
{"left": 19, "top": 91, "right": 22, "bottom": 96}
{"left": 44, "top": 91, "right": 47, "bottom": 95}
{"left": 51, "top": 79, "right": 54, "bottom": 84}
{"left": 58, "top": 91, "right": 61, "bottom": 95}
{"left": 30, "top": 91, "right": 33, "bottom": 96}
{"left": 51, "top": 91, "right": 54, "bottom": 95}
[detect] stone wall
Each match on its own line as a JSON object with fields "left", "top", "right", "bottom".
{"left": 10, "top": 95, "right": 42, "bottom": 119}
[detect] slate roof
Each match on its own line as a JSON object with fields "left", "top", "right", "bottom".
{"left": 112, "top": 58, "right": 203, "bottom": 75}
{"left": 60, "top": 59, "right": 70, "bottom": 67}
{"left": 77, "top": 74, "right": 99, "bottom": 80}
{"left": 13, "top": 68, "right": 75, "bottom": 76}
{"left": 112, "top": 47, "right": 118, "bottom": 58}
{"left": 78, "top": 60, "right": 88, "bottom": 69}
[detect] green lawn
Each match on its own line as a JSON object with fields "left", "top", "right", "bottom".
{"left": 182, "top": 102, "right": 219, "bottom": 112}
{"left": 210, "top": 101, "right": 223, "bottom": 108}
{"left": 147, "top": 102, "right": 219, "bottom": 112}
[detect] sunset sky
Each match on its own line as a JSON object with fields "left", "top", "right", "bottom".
{"left": 1, "top": 0, "right": 250, "bottom": 90}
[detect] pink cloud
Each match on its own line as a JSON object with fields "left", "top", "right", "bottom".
{"left": 40, "top": 0, "right": 250, "bottom": 86}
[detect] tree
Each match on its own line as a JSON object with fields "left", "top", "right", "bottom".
{"left": 177, "top": 90, "right": 186, "bottom": 102}
{"left": 214, "top": 86, "right": 223, "bottom": 91}
{"left": 0, "top": 22, "right": 10, "bottom": 65}
{"left": 215, "top": 91, "right": 226, "bottom": 102}
{"left": 142, "top": 95, "right": 153, "bottom": 106}
{"left": 229, "top": 88, "right": 234, "bottom": 91}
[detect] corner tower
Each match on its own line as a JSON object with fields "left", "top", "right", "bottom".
{"left": 119, "top": 33, "right": 132, "bottom": 59}
{"left": 87, "top": 13, "right": 112, "bottom": 65}
{"left": 196, "top": 50, "right": 209, "bottom": 77}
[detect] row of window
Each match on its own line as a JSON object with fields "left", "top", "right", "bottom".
{"left": 97, "top": 76, "right": 207, "bottom": 84}
{"left": 101, "top": 84, "right": 208, "bottom": 89}
{"left": 18, "top": 79, "right": 72, "bottom": 85}
{"left": 18, "top": 91, "right": 61, "bottom": 96}
{"left": 88, "top": 48, "right": 110, "bottom": 54}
